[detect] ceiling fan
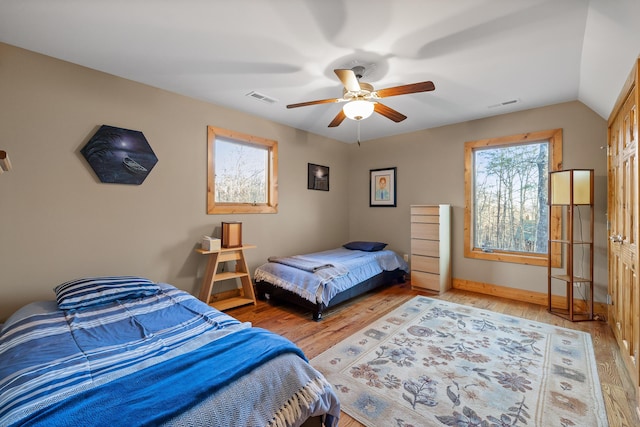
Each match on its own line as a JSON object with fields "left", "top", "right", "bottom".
{"left": 286, "top": 66, "right": 435, "bottom": 127}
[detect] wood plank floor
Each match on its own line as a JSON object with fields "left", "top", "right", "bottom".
{"left": 230, "top": 282, "right": 640, "bottom": 427}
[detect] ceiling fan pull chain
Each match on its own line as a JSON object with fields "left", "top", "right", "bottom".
{"left": 357, "top": 121, "right": 361, "bottom": 146}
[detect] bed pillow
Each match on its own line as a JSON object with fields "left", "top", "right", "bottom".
{"left": 1, "top": 301, "right": 60, "bottom": 335}
{"left": 343, "top": 241, "right": 388, "bottom": 252}
{"left": 54, "top": 276, "right": 160, "bottom": 310}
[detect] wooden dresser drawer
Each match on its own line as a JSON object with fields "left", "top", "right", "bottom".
{"left": 411, "top": 222, "right": 440, "bottom": 240}
{"left": 411, "top": 239, "right": 439, "bottom": 256}
{"left": 411, "top": 214, "right": 440, "bottom": 224}
{"left": 411, "top": 270, "right": 441, "bottom": 292}
{"left": 412, "top": 254, "right": 440, "bottom": 274}
{"left": 411, "top": 206, "right": 440, "bottom": 216}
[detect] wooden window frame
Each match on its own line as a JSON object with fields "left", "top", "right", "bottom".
{"left": 207, "top": 126, "right": 278, "bottom": 214}
{"left": 464, "top": 128, "right": 563, "bottom": 266}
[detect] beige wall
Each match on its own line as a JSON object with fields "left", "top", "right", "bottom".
{"left": 0, "top": 42, "right": 609, "bottom": 320}
{"left": 347, "top": 101, "right": 608, "bottom": 302}
{"left": 0, "top": 43, "right": 350, "bottom": 319}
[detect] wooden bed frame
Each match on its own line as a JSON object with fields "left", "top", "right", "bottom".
{"left": 255, "top": 268, "right": 406, "bottom": 321}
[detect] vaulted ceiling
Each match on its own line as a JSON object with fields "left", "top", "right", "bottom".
{"left": 1, "top": 0, "right": 639, "bottom": 143}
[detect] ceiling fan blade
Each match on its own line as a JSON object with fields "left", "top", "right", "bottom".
{"left": 286, "top": 97, "right": 342, "bottom": 109}
{"left": 328, "top": 110, "right": 346, "bottom": 127}
{"left": 334, "top": 69, "right": 361, "bottom": 92}
{"left": 374, "top": 103, "right": 407, "bottom": 123}
{"left": 376, "top": 81, "right": 435, "bottom": 98}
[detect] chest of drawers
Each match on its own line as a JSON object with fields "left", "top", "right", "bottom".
{"left": 410, "top": 204, "right": 451, "bottom": 294}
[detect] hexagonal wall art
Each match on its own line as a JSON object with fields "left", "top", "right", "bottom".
{"left": 81, "top": 125, "right": 158, "bottom": 185}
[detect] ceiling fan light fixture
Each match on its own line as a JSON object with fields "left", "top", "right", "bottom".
{"left": 343, "top": 100, "right": 374, "bottom": 121}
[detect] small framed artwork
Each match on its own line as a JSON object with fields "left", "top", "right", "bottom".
{"left": 308, "top": 163, "right": 329, "bottom": 191}
{"left": 370, "top": 167, "right": 396, "bottom": 207}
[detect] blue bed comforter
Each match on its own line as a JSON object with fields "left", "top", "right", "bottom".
{"left": 0, "top": 284, "right": 338, "bottom": 427}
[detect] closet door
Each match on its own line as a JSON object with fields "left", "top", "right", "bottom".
{"left": 608, "top": 63, "right": 639, "bottom": 393}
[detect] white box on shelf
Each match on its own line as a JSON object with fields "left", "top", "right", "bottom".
{"left": 201, "top": 236, "right": 221, "bottom": 251}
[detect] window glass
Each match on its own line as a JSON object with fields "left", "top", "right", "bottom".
{"left": 215, "top": 138, "right": 267, "bottom": 204}
{"left": 473, "top": 142, "right": 548, "bottom": 254}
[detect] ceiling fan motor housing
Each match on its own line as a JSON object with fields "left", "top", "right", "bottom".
{"left": 343, "top": 82, "right": 375, "bottom": 100}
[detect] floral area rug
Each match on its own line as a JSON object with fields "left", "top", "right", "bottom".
{"left": 310, "top": 296, "right": 607, "bottom": 427}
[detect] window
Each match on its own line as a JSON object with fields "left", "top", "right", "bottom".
{"left": 464, "top": 129, "right": 562, "bottom": 266}
{"left": 207, "top": 126, "right": 278, "bottom": 214}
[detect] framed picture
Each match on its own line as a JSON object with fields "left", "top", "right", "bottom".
{"left": 370, "top": 167, "right": 396, "bottom": 207}
{"left": 81, "top": 125, "right": 158, "bottom": 185}
{"left": 308, "top": 163, "right": 329, "bottom": 191}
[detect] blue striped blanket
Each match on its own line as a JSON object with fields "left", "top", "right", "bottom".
{"left": 0, "top": 284, "right": 306, "bottom": 426}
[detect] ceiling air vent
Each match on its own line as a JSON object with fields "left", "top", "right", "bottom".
{"left": 488, "top": 99, "right": 520, "bottom": 109}
{"left": 246, "top": 91, "right": 278, "bottom": 104}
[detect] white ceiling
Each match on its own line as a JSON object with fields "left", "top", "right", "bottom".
{"left": 1, "top": 0, "right": 639, "bottom": 143}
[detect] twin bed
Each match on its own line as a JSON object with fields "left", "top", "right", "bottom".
{"left": 254, "top": 242, "right": 409, "bottom": 320}
{"left": 0, "top": 243, "right": 407, "bottom": 425}
{"left": 0, "top": 277, "right": 339, "bottom": 427}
